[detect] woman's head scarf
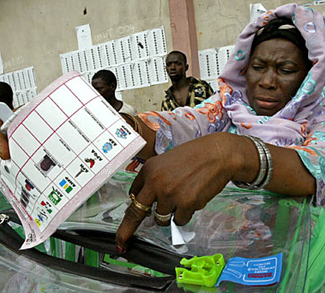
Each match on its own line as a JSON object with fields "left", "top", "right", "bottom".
{"left": 220, "top": 3, "right": 325, "bottom": 146}
{"left": 251, "top": 17, "right": 309, "bottom": 63}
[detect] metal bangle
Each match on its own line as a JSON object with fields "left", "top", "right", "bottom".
{"left": 232, "top": 135, "right": 267, "bottom": 190}
{"left": 253, "top": 137, "right": 273, "bottom": 189}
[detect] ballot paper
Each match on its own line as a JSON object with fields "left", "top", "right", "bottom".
{"left": 0, "top": 71, "right": 146, "bottom": 249}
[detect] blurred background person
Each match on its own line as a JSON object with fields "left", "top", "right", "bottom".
{"left": 92, "top": 70, "right": 137, "bottom": 115}
{"left": 161, "top": 50, "right": 214, "bottom": 111}
{"left": 0, "top": 82, "right": 14, "bottom": 110}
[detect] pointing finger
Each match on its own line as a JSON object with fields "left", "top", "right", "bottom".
{"left": 116, "top": 188, "right": 156, "bottom": 253}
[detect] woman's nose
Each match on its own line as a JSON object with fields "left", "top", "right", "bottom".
{"left": 259, "top": 68, "right": 277, "bottom": 89}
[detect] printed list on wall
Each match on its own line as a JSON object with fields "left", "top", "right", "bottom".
{"left": 60, "top": 27, "right": 168, "bottom": 91}
{"left": 0, "top": 67, "right": 38, "bottom": 108}
{"left": 0, "top": 71, "right": 146, "bottom": 249}
{"left": 198, "top": 45, "right": 235, "bottom": 92}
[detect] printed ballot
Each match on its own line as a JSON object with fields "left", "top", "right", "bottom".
{"left": 0, "top": 71, "right": 146, "bottom": 249}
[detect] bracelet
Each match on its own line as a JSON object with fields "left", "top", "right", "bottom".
{"left": 254, "top": 137, "right": 273, "bottom": 189}
{"left": 121, "top": 113, "right": 143, "bottom": 136}
{"left": 232, "top": 135, "right": 267, "bottom": 189}
{"left": 232, "top": 135, "right": 273, "bottom": 190}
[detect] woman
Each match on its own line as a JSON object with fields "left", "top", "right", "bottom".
{"left": 115, "top": 3, "right": 325, "bottom": 253}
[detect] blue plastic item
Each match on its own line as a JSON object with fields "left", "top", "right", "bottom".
{"left": 217, "top": 253, "right": 283, "bottom": 287}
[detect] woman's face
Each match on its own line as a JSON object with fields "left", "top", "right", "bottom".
{"left": 246, "top": 38, "right": 310, "bottom": 116}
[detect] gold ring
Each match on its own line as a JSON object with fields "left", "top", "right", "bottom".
{"left": 154, "top": 208, "right": 172, "bottom": 222}
{"left": 129, "top": 193, "right": 151, "bottom": 214}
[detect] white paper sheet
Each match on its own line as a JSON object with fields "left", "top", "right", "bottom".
{"left": 148, "top": 56, "right": 168, "bottom": 85}
{"left": 198, "top": 49, "right": 218, "bottom": 80}
{"left": 76, "top": 24, "right": 93, "bottom": 50}
{"left": 0, "top": 53, "right": 3, "bottom": 75}
{"left": 147, "top": 27, "right": 167, "bottom": 56}
{"left": 131, "top": 31, "right": 149, "bottom": 61}
{"left": 218, "top": 45, "right": 235, "bottom": 75}
{"left": 250, "top": 3, "right": 267, "bottom": 22}
{"left": 115, "top": 36, "right": 133, "bottom": 65}
{"left": 171, "top": 214, "right": 196, "bottom": 246}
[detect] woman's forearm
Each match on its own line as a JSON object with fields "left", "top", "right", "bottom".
{"left": 265, "top": 144, "right": 315, "bottom": 196}
{"left": 232, "top": 135, "right": 316, "bottom": 197}
{"left": 121, "top": 113, "right": 316, "bottom": 196}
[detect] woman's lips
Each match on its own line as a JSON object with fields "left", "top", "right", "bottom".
{"left": 255, "top": 97, "right": 279, "bottom": 109}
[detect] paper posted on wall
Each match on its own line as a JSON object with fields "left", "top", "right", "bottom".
{"left": 0, "top": 71, "right": 146, "bottom": 249}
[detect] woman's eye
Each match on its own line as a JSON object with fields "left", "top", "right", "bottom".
{"left": 252, "top": 65, "right": 263, "bottom": 71}
{"left": 280, "top": 69, "right": 296, "bottom": 74}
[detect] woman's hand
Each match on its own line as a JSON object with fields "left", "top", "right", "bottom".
{"left": 115, "top": 132, "right": 258, "bottom": 253}
{"left": 115, "top": 131, "right": 316, "bottom": 253}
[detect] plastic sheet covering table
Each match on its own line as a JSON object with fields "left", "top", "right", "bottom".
{"left": 0, "top": 171, "right": 324, "bottom": 292}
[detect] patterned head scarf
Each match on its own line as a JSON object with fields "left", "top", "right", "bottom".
{"left": 219, "top": 3, "right": 325, "bottom": 146}
{"left": 251, "top": 18, "right": 310, "bottom": 64}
